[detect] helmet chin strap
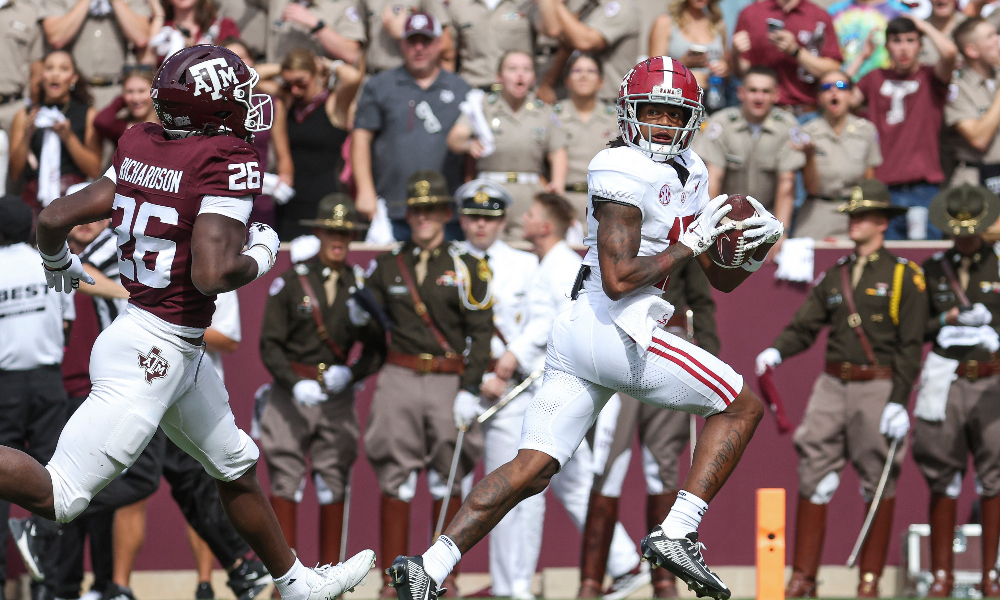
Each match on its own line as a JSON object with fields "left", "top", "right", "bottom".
{"left": 637, "top": 137, "right": 672, "bottom": 162}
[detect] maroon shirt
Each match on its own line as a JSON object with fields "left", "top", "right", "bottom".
{"left": 857, "top": 65, "right": 947, "bottom": 185}
{"left": 111, "top": 123, "right": 261, "bottom": 328}
{"left": 62, "top": 291, "right": 100, "bottom": 398}
{"left": 734, "top": 0, "right": 843, "bottom": 107}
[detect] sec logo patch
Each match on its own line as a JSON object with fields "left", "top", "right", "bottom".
{"left": 659, "top": 184, "right": 670, "bottom": 205}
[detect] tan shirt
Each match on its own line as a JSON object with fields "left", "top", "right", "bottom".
{"left": 459, "top": 92, "right": 567, "bottom": 173}
{"left": 801, "top": 113, "right": 882, "bottom": 198}
{"left": 919, "top": 13, "right": 965, "bottom": 67}
{"left": 445, "top": 0, "right": 536, "bottom": 89}
{"left": 584, "top": 0, "right": 639, "bottom": 102}
{"left": 266, "top": 0, "right": 366, "bottom": 63}
{"left": 0, "top": 0, "right": 42, "bottom": 95}
{"left": 38, "top": 0, "right": 150, "bottom": 81}
{"left": 360, "top": 0, "right": 448, "bottom": 73}
{"left": 552, "top": 99, "right": 618, "bottom": 185}
{"left": 945, "top": 66, "right": 1000, "bottom": 165}
{"left": 214, "top": 0, "right": 268, "bottom": 58}
{"left": 693, "top": 106, "right": 806, "bottom": 210}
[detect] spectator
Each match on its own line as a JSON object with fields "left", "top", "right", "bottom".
{"left": 920, "top": 0, "right": 965, "bottom": 66}
{"left": 0, "top": 0, "right": 43, "bottom": 132}
{"left": 553, "top": 52, "right": 616, "bottom": 235}
{"left": 792, "top": 70, "right": 881, "bottom": 239}
{"left": 536, "top": 0, "right": 639, "bottom": 103}
{"left": 144, "top": 0, "right": 240, "bottom": 64}
{"left": 945, "top": 17, "right": 1000, "bottom": 189}
{"left": 93, "top": 65, "right": 158, "bottom": 146}
{"left": 276, "top": 48, "right": 362, "bottom": 240}
{"left": 693, "top": 65, "right": 804, "bottom": 245}
{"left": 265, "top": 0, "right": 365, "bottom": 65}
{"left": 649, "top": 0, "right": 729, "bottom": 94}
{"left": 731, "top": 0, "right": 842, "bottom": 119}
{"left": 352, "top": 12, "right": 470, "bottom": 240}
{"left": 9, "top": 51, "right": 101, "bottom": 210}
{"left": 213, "top": 0, "right": 267, "bottom": 59}
{"left": 447, "top": 50, "right": 567, "bottom": 240}
{"left": 853, "top": 15, "right": 956, "bottom": 239}
{"left": 828, "top": 0, "right": 909, "bottom": 81}
{"left": 39, "top": 0, "right": 151, "bottom": 110}
{"left": 360, "top": 0, "right": 449, "bottom": 75}
{"left": 442, "top": 0, "right": 536, "bottom": 91}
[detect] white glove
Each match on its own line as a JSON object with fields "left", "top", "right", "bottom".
{"left": 754, "top": 348, "right": 782, "bottom": 376}
{"left": 957, "top": 302, "right": 993, "bottom": 327}
{"left": 243, "top": 222, "right": 280, "bottom": 278}
{"left": 40, "top": 243, "right": 95, "bottom": 293}
{"left": 293, "top": 379, "right": 328, "bottom": 406}
{"left": 742, "top": 196, "right": 784, "bottom": 251}
{"left": 453, "top": 389, "right": 485, "bottom": 430}
{"left": 679, "top": 194, "right": 736, "bottom": 256}
{"left": 347, "top": 297, "right": 371, "bottom": 327}
{"left": 879, "top": 403, "right": 910, "bottom": 440}
{"left": 262, "top": 173, "right": 296, "bottom": 205}
{"left": 322, "top": 365, "right": 352, "bottom": 395}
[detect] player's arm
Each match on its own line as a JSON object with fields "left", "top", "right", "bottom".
{"left": 190, "top": 213, "right": 278, "bottom": 296}
{"left": 37, "top": 178, "right": 116, "bottom": 257}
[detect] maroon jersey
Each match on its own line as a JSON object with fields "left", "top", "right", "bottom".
{"left": 110, "top": 123, "right": 261, "bottom": 328}
{"left": 857, "top": 66, "right": 947, "bottom": 185}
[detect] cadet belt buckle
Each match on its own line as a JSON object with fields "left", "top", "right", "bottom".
{"left": 840, "top": 362, "right": 853, "bottom": 382}
{"left": 967, "top": 360, "right": 979, "bottom": 382}
{"left": 317, "top": 362, "right": 327, "bottom": 385}
{"left": 416, "top": 353, "right": 435, "bottom": 374}
{"left": 506, "top": 172, "right": 518, "bottom": 183}
{"left": 847, "top": 312, "right": 862, "bottom": 328}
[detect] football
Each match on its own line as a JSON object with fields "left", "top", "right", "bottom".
{"left": 706, "top": 194, "right": 759, "bottom": 268}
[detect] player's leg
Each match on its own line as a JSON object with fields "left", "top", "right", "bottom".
{"left": 161, "top": 358, "right": 373, "bottom": 600}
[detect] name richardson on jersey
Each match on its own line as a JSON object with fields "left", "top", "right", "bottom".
{"left": 119, "top": 157, "right": 184, "bottom": 195}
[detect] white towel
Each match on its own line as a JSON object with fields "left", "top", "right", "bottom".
{"left": 289, "top": 234, "right": 320, "bottom": 263}
{"left": 261, "top": 172, "right": 295, "bottom": 204}
{"left": 35, "top": 106, "right": 66, "bottom": 207}
{"left": 774, "top": 237, "right": 815, "bottom": 282}
{"left": 150, "top": 25, "right": 187, "bottom": 61}
{"left": 459, "top": 89, "right": 495, "bottom": 158}
{"left": 914, "top": 352, "right": 958, "bottom": 422}
{"left": 364, "top": 197, "right": 395, "bottom": 245}
{"left": 607, "top": 293, "right": 675, "bottom": 353}
{"left": 937, "top": 324, "right": 1000, "bottom": 352}
{"left": 89, "top": 0, "right": 111, "bottom": 16}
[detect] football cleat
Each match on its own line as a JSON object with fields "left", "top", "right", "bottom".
{"left": 9, "top": 518, "right": 44, "bottom": 581}
{"left": 227, "top": 558, "right": 272, "bottom": 600}
{"left": 307, "top": 550, "right": 375, "bottom": 600}
{"left": 603, "top": 562, "right": 651, "bottom": 600}
{"left": 387, "top": 556, "right": 444, "bottom": 600}
{"left": 640, "top": 527, "right": 730, "bottom": 600}
{"left": 195, "top": 583, "right": 214, "bottom": 600}
{"left": 100, "top": 584, "right": 136, "bottom": 600}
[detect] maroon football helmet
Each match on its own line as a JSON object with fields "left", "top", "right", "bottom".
{"left": 617, "top": 57, "right": 705, "bottom": 158}
{"left": 151, "top": 45, "right": 272, "bottom": 141}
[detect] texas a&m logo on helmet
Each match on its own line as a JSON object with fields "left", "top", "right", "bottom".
{"left": 151, "top": 45, "right": 272, "bottom": 141}
{"left": 616, "top": 57, "right": 705, "bottom": 158}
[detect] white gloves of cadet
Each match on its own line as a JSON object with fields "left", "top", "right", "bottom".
{"left": 958, "top": 302, "right": 993, "bottom": 327}
{"left": 755, "top": 348, "right": 782, "bottom": 376}
{"left": 742, "top": 196, "right": 784, "bottom": 250}
{"left": 880, "top": 403, "right": 910, "bottom": 440}
{"left": 680, "top": 194, "right": 735, "bottom": 256}
{"left": 293, "top": 379, "right": 327, "bottom": 406}
{"left": 243, "top": 222, "right": 280, "bottom": 279}
{"left": 40, "top": 243, "right": 95, "bottom": 293}
{"left": 453, "top": 390, "right": 484, "bottom": 430}
{"left": 322, "top": 365, "right": 352, "bottom": 395}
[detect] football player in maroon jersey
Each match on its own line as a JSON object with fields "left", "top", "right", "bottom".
{"left": 0, "top": 46, "right": 375, "bottom": 600}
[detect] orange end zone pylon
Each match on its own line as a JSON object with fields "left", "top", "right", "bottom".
{"left": 757, "top": 488, "right": 786, "bottom": 600}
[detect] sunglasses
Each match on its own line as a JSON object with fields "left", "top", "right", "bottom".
{"left": 820, "top": 80, "right": 851, "bottom": 91}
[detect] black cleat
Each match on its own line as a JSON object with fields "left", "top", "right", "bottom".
{"left": 640, "top": 527, "right": 730, "bottom": 600}
{"left": 9, "top": 518, "right": 44, "bottom": 582}
{"left": 194, "top": 583, "right": 214, "bottom": 600}
{"left": 227, "top": 559, "right": 272, "bottom": 600}
{"left": 100, "top": 584, "right": 136, "bottom": 600}
{"left": 387, "top": 556, "right": 444, "bottom": 600}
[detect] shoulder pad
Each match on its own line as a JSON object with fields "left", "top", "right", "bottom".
{"left": 294, "top": 263, "right": 309, "bottom": 275}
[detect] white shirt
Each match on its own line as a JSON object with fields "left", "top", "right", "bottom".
{"left": 0, "top": 243, "right": 75, "bottom": 369}
{"left": 207, "top": 290, "right": 241, "bottom": 381}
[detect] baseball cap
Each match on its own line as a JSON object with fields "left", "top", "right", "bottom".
{"left": 403, "top": 12, "right": 442, "bottom": 39}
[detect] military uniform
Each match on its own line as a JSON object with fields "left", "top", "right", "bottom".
{"left": 553, "top": 99, "right": 618, "bottom": 232}
{"left": 581, "top": 258, "right": 720, "bottom": 599}
{"left": 582, "top": 0, "right": 638, "bottom": 103}
{"left": 359, "top": 0, "right": 448, "bottom": 74}
{"left": 0, "top": 0, "right": 42, "bottom": 132}
{"left": 913, "top": 184, "right": 1000, "bottom": 597}
{"left": 693, "top": 106, "right": 806, "bottom": 211}
{"left": 364, "top": 171, "right": 493, "bottom": 594}
{"left": 794, "top": 114, "right": 882, "bottom": 240}
{"left": 458, "top": 92, "right": 566, "bottom": 240}
{"left": 443, "top": 0, "right": 536, "bottom": 90}
{"left": 265, "top": 0, "right": 367, "bottom": 63}
{"left": 945, "top": 67, "right": 1000, "bottom": 188}
{"left": 258, "top": 194, "right": 385, "bottom": 565}
{"left": 215, "top": 0, "right": 269, "bottom": 59}
{"left": 767, "top": 184, "right": 926, "bottom": 598}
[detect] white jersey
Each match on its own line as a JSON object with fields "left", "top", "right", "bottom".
{"left": 583, "top": 146, "right": 710, "bottom": 296}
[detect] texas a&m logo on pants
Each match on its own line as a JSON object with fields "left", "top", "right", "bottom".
{"left": 138, "top": 347, "right": 170, "bottom": 384}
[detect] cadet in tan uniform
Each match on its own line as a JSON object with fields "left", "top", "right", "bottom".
{"left": 793, "top": 71, "right": 882, "bottom": 240}
{"left": 693, "top": 65, "right": 804, "bottom": 237}
{"left": 38, "top": 0, "right": 151, "bottom": 110}
{"left": 579, "top": 259, "right": 720, "bottom": 600}
{"left": 364, "top": 171, "right": 493, "bottom": 597}
{"left": 358, "top": 0, "right": 448, "bottom": 74}
{"left": 945, "top": 18, "right": 1000, "bottom": 188}
{"left": 214, "top": 0, "right": 268, "bottom": 59}
{"left": 913, "top": 185, "right": 1000, "bottom": 598}
{"left": 448, "top": 50, "right": 567, "bottom": 240}
{"left": 755, "top": 180, "right": 926, "bottom": 599}
{"left": 443, "top": 0, "right": 536, "bottom": 90}
{"left": 554, "top": 52, "right": 617, "bottom": 234}
{"left": 258, "top": 194, "right": 386, "bottom": 566}
{"left": 265, "top": 0, "right": 366, "bottom": 65}
{"left": 0, "top": 0, "right": 43, "bottom": 132}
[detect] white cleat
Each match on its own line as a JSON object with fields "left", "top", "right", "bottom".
{"left": 307, "top": 550, "right": 376, "bottom": 600}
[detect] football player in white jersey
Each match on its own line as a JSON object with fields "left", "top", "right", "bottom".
{"left": 388, "top": 57, "right": 783, "bottom": 600}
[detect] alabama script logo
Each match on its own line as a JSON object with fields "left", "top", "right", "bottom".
{"left": 138, "top": 346, "right": 170, "bottom": 384}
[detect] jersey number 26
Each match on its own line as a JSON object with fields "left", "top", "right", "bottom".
{"left": 113, "top": 194, "right": 178, "bottom": 289}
